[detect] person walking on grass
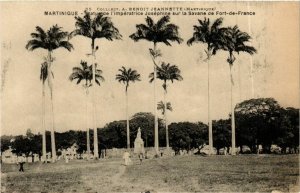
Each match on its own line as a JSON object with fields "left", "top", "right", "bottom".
{"left": 18, "top": 154, "right": 26, "bottom": 172}
{"left": 138, "top": 153, "right": 144, "bottom": 165}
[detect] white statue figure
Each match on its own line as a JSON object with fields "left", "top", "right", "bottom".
{"left": 134, "top": 127, "right": 145, "bottom": 154}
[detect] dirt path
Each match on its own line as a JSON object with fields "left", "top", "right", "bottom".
{"left": 79, "top": 160, "right": 122, "bottom": 192}
{"left": 111, "top": 161, "right": 157, "bottom": 193}
{"left": 111, "top": 164, "right": 126, "bottom": 186}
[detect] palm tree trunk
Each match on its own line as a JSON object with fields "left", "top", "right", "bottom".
{"left": 50, "top": 93, "right": 56, "bottom": 162}
{"left": 42, "top": 82, "right": 46, "bottom": 162}
{"left": 91, "top": 39, "right": 99, "bottom": 159}
{"left": 229, "top": 64, "right": 236, "bottom": 155}
{"left": 238, "top": 64, "right": 242, "bottom": 102}
{"left": 153, "top": 42, "right": 159, "bottom": 155}
{"left": 126, "top": 89, "right": 130, "bottom": 149}
{"left": 249, "top": 57, "right": 254, "bottom": 98}
{"left": 47, "top": 51, "right": 56, "bottom": 162}
{"left": 247, "top": 1, "right": 255, "bottom": 98}
{"left": 207, "top": 57, "right": 213, "bottom": 155}
{"left": 164, "top": 87, "right": 169, "bottom": 149}
{"left": 234, "top": 1, "right": 242, "bottom": 103}
{"left": 86, "top": 88, "right": 90, "bottom": 157}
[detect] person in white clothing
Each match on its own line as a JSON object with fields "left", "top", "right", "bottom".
{"left": 17, "top": 154, "right": 26, "bottom": 172}
{"left": 122, "top": 151, "right": 131, "bottom": 166}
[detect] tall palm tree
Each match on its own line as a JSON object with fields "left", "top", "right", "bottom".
{"left": 26, "top": 25, "right": 73, "bottom": 162}
{"left": 116, "top": 66, "right": 141, "bottom": 149}
{"left": 149, "top": 62, "right": 183, "bottom": 149}
{"left": 130, "top": 16, "right": 183, "bottom": 154}
{"left": 157, "top": 101, "right": 173, "bottom": 148}
{"left": 221, "top": 25, "right": 256, "bottom": 155}
{"left": 70, "top": 11, "right": 122, "bottom": 158}
{"left": 187, "top": 17, "right": 225, "bottom": 155}
{"left": 69, "top": 61, "right": 104, "bottom": 157}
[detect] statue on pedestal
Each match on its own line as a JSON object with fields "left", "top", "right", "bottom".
{"left": 134, "top": 127, "right": 145, "bottom": 154}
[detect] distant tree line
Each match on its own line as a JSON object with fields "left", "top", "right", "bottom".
{"left": 1, "top": 98, "right": 299, "bottom": 158}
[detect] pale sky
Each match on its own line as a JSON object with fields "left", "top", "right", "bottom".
{"left": 0, "top": 2, "right": 299, "bottom": 135}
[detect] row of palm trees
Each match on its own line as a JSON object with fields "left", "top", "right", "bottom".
{"left": 187, "top": 18, "right": 256, "bottom": 155}
{"left": 69, "top": 60, "right": 182, "bottom": 153}
{"left": 26, "top": 11, "right": 256, "bottom": 161}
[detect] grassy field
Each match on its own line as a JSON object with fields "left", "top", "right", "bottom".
{"left": 1, "top": 154, "right": 299, "bottom": 193}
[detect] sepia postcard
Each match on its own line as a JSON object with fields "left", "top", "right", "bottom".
{"left": 0, "top": 1, "right": 299, "bottom": 193}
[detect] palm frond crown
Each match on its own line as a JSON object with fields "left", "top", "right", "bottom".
{"left": 69, "top": 60, "right": 104, "bottom": 87}
{"left": 129, "top": 16, "right": 183, "bottom": 46}
{"left": 187, "top": 17, "right": 225, "bottom": 55}
{"left": 70, "top": 11, "right": 122, "bottom": 41}
{"left": 149, "top": 62, "right": 183, "bottom": 90}
{"left": 221, "top": 25, "right": 257, "bottom": 65}
{"left": 26, "top": 25, "right": 73, "bottom": 52}
{"left": 116, "top": 66, "right": 141, "bottom": 92}
{"left": 222, "top": 26, "right": 257, "bottom": 54}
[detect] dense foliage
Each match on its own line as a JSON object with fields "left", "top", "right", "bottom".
{"left": 235, "top": 98, "right": 299, "bottom": 153}
{"left": 169, "top": 122, "right": 208, "bottom": 154}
